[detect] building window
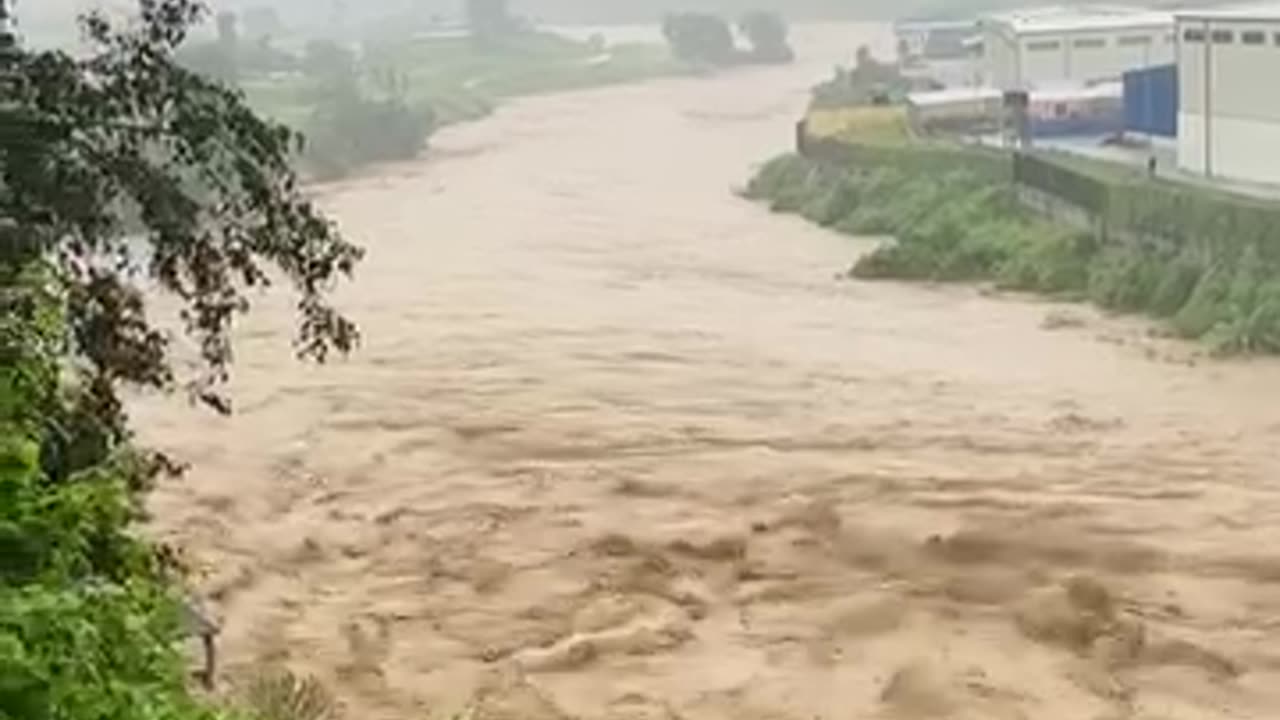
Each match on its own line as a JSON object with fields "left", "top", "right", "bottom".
{"left": 1073, "top": 37, "right": 1107, "bottom": 49}
{"left": 1243, "top": 30, "right": 1266, "bottom": 45}
{"left": 1211, "top": 29, "right": 1234, "bottom": 43}
{"left": 1183, "top": 29, "right": 1205, "bottom": 42}
{"left": 1026, "top": 40, "right": 1061, "bottom": 51}
{"left": 1118, "top": 35, "right": 1152, "bottom": 46}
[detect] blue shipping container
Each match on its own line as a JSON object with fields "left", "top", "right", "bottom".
{"left": 1124, "top": 64, "right": 1178, "bottom": 138}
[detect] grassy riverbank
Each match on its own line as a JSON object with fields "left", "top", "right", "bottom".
{"left": 747, "top": 151, "right": 1280, "bottom": 355}
{"left": 747, "top": 153, "right": 1090, "bottom": 289}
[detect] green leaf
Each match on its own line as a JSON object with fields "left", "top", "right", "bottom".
{"left": 0, "top": 435, "right": 39, "bottom": 484}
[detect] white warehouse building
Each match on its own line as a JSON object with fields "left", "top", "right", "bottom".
{"left": 1176, "top": 3, "right": 1280, "bottom": 185}
{"left": 981, "top": 5, "right": 1175, "bottom": 90}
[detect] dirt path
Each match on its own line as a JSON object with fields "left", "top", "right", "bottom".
{"left": 136, "top": 24, "right": 1280, "bottom": 720}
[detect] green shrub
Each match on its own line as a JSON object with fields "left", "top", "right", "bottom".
{"left": 662, "top": 13, "right": 737, "bottom": 66}
{"left": 0, "top": 584, "right": 219, "bottom": 720}
{"left": 1, "top": 5, "right": 359, "bottom": 720}
{"left": 1173, "top": 265, "right": 1234, "bottom": 338}
{"left": 0, "top": 306, "right": 227, "bottom": 720}
{"left": 852, "top": 238, "right": 940, "bottom": 280}
{"left": 942, "top": 219, "right": 1026, "bottom": 283}
{"left": 303, "top": 92, "right": 437, "bottom": 180}
{"left": 743, "top": 154, "right": 813, "bottom": 201}
{"left": 1088, "top": 246, "right": 1165, "bottom": 312}
{"left": 800, "top": 174, "right": 862, "bottom": 226}
{"left": 1209, "top": 281, "right": 1280, "bottom": 355}
{"left": 1149, "top": 255, "right": 1204, "bottom": 317}
{"left": 1000, "top": 224, "right": 1091, "bottom": 293}
{"left": 837, "top": 205, "right": 896, "bottom": 235}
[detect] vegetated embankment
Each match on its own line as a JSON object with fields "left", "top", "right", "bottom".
{"left": 746, "top": 140, "right": 1280, "bottom": 355}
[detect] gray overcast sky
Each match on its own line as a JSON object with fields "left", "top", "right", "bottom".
{"left": 19, "top": 0, "right": 947, "bottom": 29}
{"left": 19, "top": 0, "right": 1046, "bottom": 47}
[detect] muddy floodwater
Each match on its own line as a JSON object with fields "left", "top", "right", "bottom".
{"left": 137, "top": 24, "right": 1280, "bottom": 720}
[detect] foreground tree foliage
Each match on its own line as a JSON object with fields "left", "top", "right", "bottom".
{"left": 0, "top": 1, "right": 361, "bottom": 717}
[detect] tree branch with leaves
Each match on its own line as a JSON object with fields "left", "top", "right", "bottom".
{"left": 1, "top": 1, "right": 361, "bottom": 715}
{"left": 3, "top": 0, "right": 362, "bottom": 425}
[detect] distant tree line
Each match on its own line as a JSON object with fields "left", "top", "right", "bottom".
{"left": 176, "top": 9, "right": 298, "bottom": 82}
{"left": 661, "top": 11, "right": 794, "bottom": 67}
{"left": 297, "top": 39, "right": 438, "bottom": 179}
{"left": 176, "top": 11, "right": 436, "bottom": 180}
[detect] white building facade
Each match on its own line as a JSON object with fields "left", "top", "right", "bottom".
{"left": 1176, "top": 4, "right": 1280, "bottom": 185}
{"left": 981, "top": 5, "right": 1174, "bottom": 90}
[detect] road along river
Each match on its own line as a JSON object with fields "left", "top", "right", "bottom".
{"left": 136, "top": 24, "right": 1280, "bottom": 720}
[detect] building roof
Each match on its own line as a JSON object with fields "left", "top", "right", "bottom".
{"left": 984, "top": 5, "right": 1174, "bottom": 34}
{"left": 1175, "top": 2, "right": 1280, "bottom": 21}
{"left": 1031, "top": 81, "right": 1124, "bottom": 102}
{"left": 907, "top": 86, "right": 1003, "bottom": 107}
{"left": 906, "top": 82, "right": 1123, "bottom": 108}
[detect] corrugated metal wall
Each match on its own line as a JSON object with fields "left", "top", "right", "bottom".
{"left": 1124, "top": 64, "right": 1178, "bottom": 137}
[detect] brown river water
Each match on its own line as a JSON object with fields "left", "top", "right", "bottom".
{"left": 136, "top": 24, "right": 1280, "bottom": 720}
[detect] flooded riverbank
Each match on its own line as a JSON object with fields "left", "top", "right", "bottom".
{"left": 137, "top": 24, "right": 1280, "bottom": 720}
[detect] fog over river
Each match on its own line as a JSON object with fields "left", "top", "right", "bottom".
{"left": 136, "top": 24, "right": 1280, "bottom": 720}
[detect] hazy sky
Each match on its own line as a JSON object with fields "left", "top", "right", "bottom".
{"left": 19, "top": 0, "right": 955, "bottom": 27}
{"left": 16, "top": 0, "right": 996, "bottom": 46}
